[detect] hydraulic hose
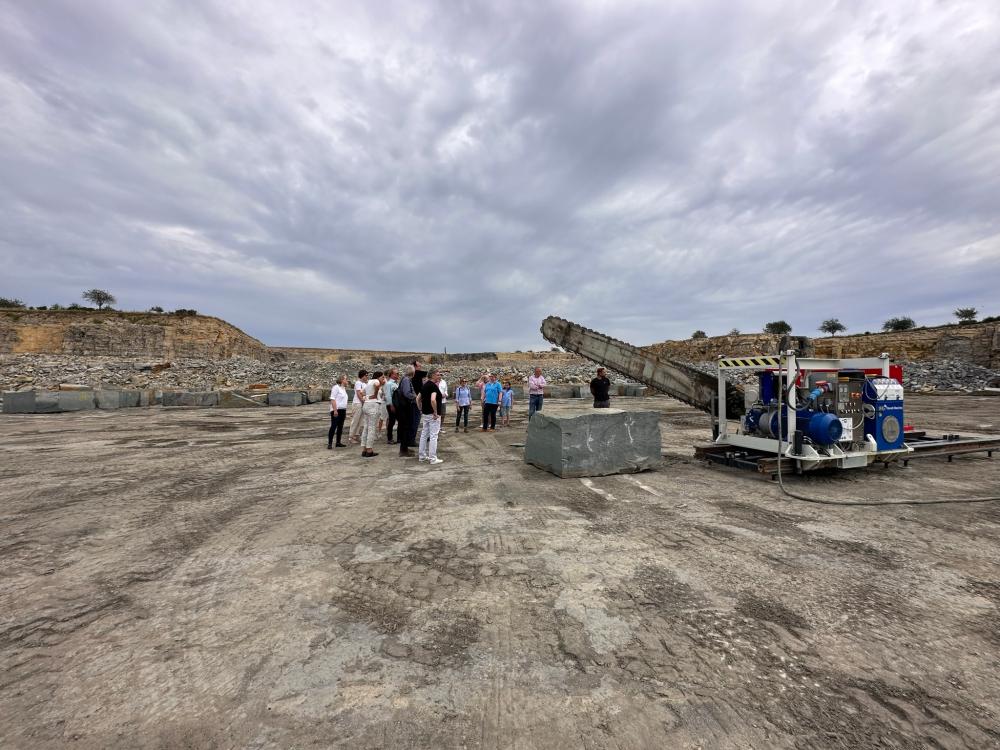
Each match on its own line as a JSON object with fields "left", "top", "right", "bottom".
{"left": 774, "top": 355, "right": 1000, "bottom": 506}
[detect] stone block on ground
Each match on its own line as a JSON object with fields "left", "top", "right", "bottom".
{"left": 34, "top": 392, "right": 61, "bottom": 413}
{"left": 96, "top": 390, "right": 121, "bottom": 410}
{"left": 119, "top": 390, "right": 141, "bottom": 408}
{"left": 138, "top": 390, "right": 157, "bottom": 407}
{"left": 268, "top": 391, "right": 303, "bottom": 407}
{"left": 524, "top": 409, "right": 662, "bottom": 478}
{"left": 218, "top": 390, "right": 266, "bottom": 408}
{"left": 3, "top": 390, "right": 36, "bottom": 414}
{"left": 55, "top": 391, "right": 96, "bottom": 411}
{"left": 304, "top": 389, "right": 324, "bottom": 404}
{"left": 624, "top": 385, "right": 647, "bottom": 397}
{"left": 162, "top": 391, "right": 219, "bottom": 407}
{"left": 58, "top": 383, "right": 91, "bottom": 391}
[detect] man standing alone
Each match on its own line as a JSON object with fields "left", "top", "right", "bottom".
{"left": 527, "top": 367, "right": 546, "bottom": 419}
{"left": 419, "top": 369, "right": 445, "bottom": 465}
{"left": 590, "top": 367, "right": 612, "bottom": 408}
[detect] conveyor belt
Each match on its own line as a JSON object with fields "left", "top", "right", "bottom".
{"left": 540, "top": 316, "right": 745, "bottom": 416}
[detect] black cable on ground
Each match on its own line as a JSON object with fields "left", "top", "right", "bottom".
{"left": 774, "top": 356, "right": 1000, "bottom": 507}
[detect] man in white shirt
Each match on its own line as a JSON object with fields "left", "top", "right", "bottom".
{"left": 328, "top": 374, "right": 349, "bottom": 449}
{"left": 348, "top": 370, "right": 369, "bottom": 444}
{"left": 527, "top": 367, "right": 546, "bottom": 420}
{"left": 438, "top": 373, "right": 449, "bottom": 430}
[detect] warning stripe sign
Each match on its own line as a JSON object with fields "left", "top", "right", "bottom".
{"left": 718, "top": 356, "right": 781, "bottom": 369}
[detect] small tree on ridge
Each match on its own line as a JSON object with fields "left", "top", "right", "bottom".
{"left": 954, "top": 307, "right": 978, "bottom": 324}
{"left": 763, "top": 320, "right": 792, "bottom": 335}
{"left": 819, "top": 318, "right": 846, "bottom": 336}
{"left": 82, "top": 289, "right": 116, "bottom": 310}
{"left": 883, "top": 316, "right": 915, "bottom": 332}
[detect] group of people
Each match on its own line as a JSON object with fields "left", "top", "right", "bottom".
{"left": 327, "top": 361, "right": 615, "bottom": 465}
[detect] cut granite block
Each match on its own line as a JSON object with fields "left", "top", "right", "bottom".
{"left": 96, "top": 390, "right": 121, "bottom": 410}
{"left": 3, "top": 390, "right": 36, "bottom": 414}
{"left": 55, "top": 391, "right": 96, "bottom": 411}
{"left": 268, "top": 391, "right": 303, "bottom": 407}
{"left": 218, "top": 391, "right": 266, "bottom": 408}
{"left": 524, "top": 409, "right": 662, "bottom": 478}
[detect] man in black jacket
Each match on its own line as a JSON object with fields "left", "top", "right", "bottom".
{"left": 396, "top": 365, "right": 418, "bottom": 457}
{"left": 411, "top": 359, "right": 427, "bottom": 441}
{"left": 590, "top": 367, "right": 612, "bottom": 408}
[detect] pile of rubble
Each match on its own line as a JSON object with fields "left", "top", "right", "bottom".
{"left": 0, "top": 354, "right": 613, "bottom": 393}
{"left": 4, "top": 353, "right": 996, "bottom": 396}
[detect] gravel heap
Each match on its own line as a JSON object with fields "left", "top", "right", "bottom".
{"left": 0, "top": 354, "right": 616, "bottom": 392}
{"left": 681, "top": 359, "right": 1000, "bottom": 392}
{"left": 2, "top": 354, "right": 996, "bottom": 394}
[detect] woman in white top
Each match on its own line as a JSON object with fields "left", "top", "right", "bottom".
{"left": 328, "top": 374, "right": 349, "bottom": 449}
{"left": 361, "top": 371, "right": 386, "bottom": 458}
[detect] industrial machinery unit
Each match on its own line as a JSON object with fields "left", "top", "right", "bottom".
{"left": 714, "top": 353, "right": 911, "bottom": 470}
{"left": 539, "top": 316, "right": 930, "bottom": 474}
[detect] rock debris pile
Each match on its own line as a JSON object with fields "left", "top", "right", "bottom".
{"left": 2, "top": 354, "right": 996, "bottom": 394}
{"left": 0, "top": 354, "right": 615, "bottom": 392}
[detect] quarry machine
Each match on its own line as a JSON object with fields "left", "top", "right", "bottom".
{"left": 540, "top": 316, "right": 915, "bottom": 472}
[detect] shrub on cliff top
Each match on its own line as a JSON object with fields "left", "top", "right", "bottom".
{"left": 0, "top": 297, "right": 25, "bottom": 308}
{"left": 172, "top": 308, "right": 198, "bottom": 316}
{"left": 691, "top": 330, "right": 707, "bottom": 339}
{"left": 954, "top": 307, "right": 978, "bottom": 324}
{"left": 882, "top": 316, "right": 916, "bottom": 332}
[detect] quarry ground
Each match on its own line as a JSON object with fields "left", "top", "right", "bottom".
{"left": 1, "top": 394, "right": 999, "bottom": 749}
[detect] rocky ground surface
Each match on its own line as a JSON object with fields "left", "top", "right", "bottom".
{"left": 2, "top": 353, "right": 998, "bottom": 393}
{"left": 1, "top": 395, "right": 998, "bottom": 748}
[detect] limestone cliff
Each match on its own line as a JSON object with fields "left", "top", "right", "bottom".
{"left": 644, "top": 323, "right": 1000, "bottom": 368}
{"left": 0, "top": 310, "right": 268, "bottom": 360}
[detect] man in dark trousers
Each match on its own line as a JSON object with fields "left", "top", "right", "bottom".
{"left": 590, "top": 367, "right": 612, "bottom": 408}
{"left": 396, "top": 365, "right": 418, "bottom": 457}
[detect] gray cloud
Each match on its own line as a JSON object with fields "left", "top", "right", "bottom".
{"left": 1, "top": 0, "right": 999, "bottom": 351}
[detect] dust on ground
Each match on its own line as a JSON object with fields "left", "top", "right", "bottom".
{"left": 1, "top": 393, "right": 999, "bottom": 748}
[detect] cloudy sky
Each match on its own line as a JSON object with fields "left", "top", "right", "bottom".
{"left": 2, "top": 1, "right": 999, "bottom": 351}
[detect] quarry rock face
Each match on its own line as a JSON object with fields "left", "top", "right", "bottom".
{"left": 524, "top": 409, "right": 662, "bottom": 478}
{"left": 0, "top": 310, "right": 267, "bottom": 360}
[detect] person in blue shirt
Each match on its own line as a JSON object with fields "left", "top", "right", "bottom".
{"left": 500, "top": 380, "right": 514, "bottom": 428}
{"left": 481, "top": 374, "right": 502, "bottom": 431}
{"left": 454, "top": 377, "right": 472, "bottom": 433}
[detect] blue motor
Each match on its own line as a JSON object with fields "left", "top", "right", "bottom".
{"left": 796, "top": 410, "right": 843, "bottom": 446}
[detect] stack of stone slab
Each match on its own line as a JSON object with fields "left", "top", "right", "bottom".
{"left": 524, "top": 409, "right": 662, "bottom": 478}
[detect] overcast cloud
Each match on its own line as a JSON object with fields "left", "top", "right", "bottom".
{"left": 1, "top": 0, "right": 999, "bottom": 351}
